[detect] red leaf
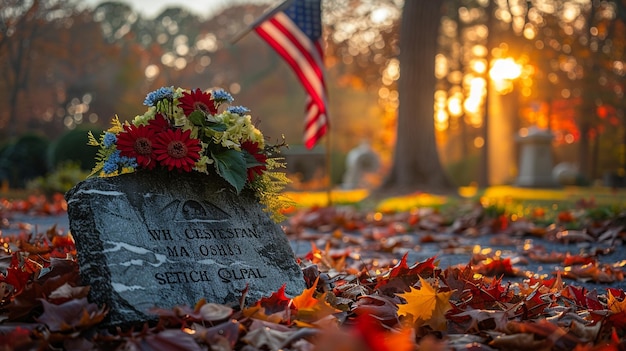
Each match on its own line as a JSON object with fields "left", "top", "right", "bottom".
{"left": 563, "top": 254, "right": 596, "bottom": 266}
{"left": 353, "top": 313, "right": 391, "bottom": 351}
{"left": 7, "top": 259, "right": 80, "bottom": 321}
{"left": 558, "top": 211, "right": 574, "bottom": 223}
{"left": 473, "top": 257, "right": 521, "bottom": 277}
{"left": 0, "top": 326, "right": 34, "bottom": 350}
{"left": 562, "top": 286, "right": 604, "bottom": 311}
{"left": 459, "top": 276, "right": 512, "bottom": 309}
{"left": 516, "top": 288, "right": 552, "bottom": 319}
{"left": 124, "top": 329, "right": 203, "bottom": 351}
{"left": 508, "top": 319, "right": 583, "bottom": 350}
{"left": 258, "top": 283, "right": 292, "bottom": 314}
{"left": 442, "top": 264, "right": 481, "bottom": 301}
{"left": 4, "top": 265, "right": 32, "bottom": 295}
{"left": 353, "top": 295, "right": 401, "bottom": 325}
{"left": 375, "top": 254, "right": 437, "bottom": 294}
{"left": 37, "top": 297, "right": 107, "bottom": 332}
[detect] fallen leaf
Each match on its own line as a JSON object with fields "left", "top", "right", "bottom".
{"left": 489, "top": 332, "right": 550, "bottom": 350}
{"left": 375, "top": 254, "right": 437, "bottom": 294}
{"left": 353, "top": 295, "right": 401, "bottom": 325}
{"left": 606, "top": 289, "right": 626, "bottom": 313}
{"left": 124, "top": 329, "right": 203, "bottom": 351}
{"left": 258, "top": 283, "right": 292, "bottom": 314}
{"left": 36, "top": 297, "right": 107, "bottom": 332}
{"left": 198, "top": 303, "right": 233, "bottom": 322}
{"left": 473, "top": 257, "right": 522, "bottom": 277}
{"left": 242, "top": 325, "right": 294, "bottom": 350}
{"left": 191, "top": 319, "right": 241, "bottom": 349}
{"left": 47, "top": 282, "right": 89, "bottom": 303}
{"left": 396, "top": 276, "right": 453, "bottom": 331}
{"left": 353, "top": 313, "right": 414, "bottom": 351}
{"left": 292, "top": 277, "right": 340, "bottom": 323}
{"left": 450, "top": 307, "right": 510, "bottom": 333}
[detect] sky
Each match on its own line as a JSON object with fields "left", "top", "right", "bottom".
{"left": 81, "top": 0, "right": 276, "bottom": 19}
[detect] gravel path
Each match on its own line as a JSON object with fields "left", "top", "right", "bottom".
{"left": 5, "top": 212, "right": 624, "bottom": 292}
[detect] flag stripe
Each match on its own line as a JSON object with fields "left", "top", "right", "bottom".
{"left": 254, "top": 2, "right": 328, "bottom": 149}
{"left": 267, "top": 15, "right": 325, "bottom": 81}
{"left": 255, "top": 16, "right": 326, "bottom": 112}
{"left": 304, "top": 97, "right": 327, "bottom": 149}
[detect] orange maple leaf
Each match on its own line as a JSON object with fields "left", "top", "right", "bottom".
{"left": 396, "top": 276, "right": 453, "bottom": 331}
{"left": 607, "top": 289, "right": 626, "bottom": 313}
{"left": 292, "top": 277, "right": 340, "bottom": 323}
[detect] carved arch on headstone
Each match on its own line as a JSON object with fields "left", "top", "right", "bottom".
{"left": 160, "top": 199, "right": 231, "bottom": 223}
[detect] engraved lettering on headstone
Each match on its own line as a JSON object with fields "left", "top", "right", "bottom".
{"left": 147, "top": 229, "right": 174, "bottom": 241}
{"left": 155, "top": 270, "right": 212, "bottom": 284}
{"left": 217, "top": 267, "right": 268, "bottom": 283}
{"left": 165, "top": 245, "right": 191, "bottom": 257}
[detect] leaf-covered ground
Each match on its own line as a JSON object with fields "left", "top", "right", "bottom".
{"left": 1, "top": 193, "right": 626, "bottom": 350}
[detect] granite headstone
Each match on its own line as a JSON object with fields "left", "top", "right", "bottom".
{"left": 65, "top": 170, "right": 305, "bottom": 326}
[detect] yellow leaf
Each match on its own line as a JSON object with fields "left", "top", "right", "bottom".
{"left": 242, "top": 305, "right": 285, "bottom": 324}
{"left": 107, "top": 115, "right": 123, "bottom": 133}
{"left": 396, "top": 276, "right": 453, "bottom": 331}
{"left": 607, "top": 290, "right": 626, "bottom": 314}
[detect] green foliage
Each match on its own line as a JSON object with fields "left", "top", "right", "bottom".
{"left": 212, "top": 149, "right": 247, "bottom": 194}
{"left": 88, "top": 117, "right": 124, "bottom": 177}
{"left": 483, "top": 203, "right": 506, "bottom": 219}
{"left": 585, "top": 206, "right": 617, "bottom": 222}
{"left": 49, "top": 128, "right": 103, "bottom": 171}
{"left": 445, "top": 154, "right": 481, "bottom": 187}
{"left": 27, "top": 162, "right": 89, "bottom": 196}
{"left": 0, "top": 134, "right": 50, "bottom": 188}
{"left": 250, "top": 157, "right": 295, "bottom": 222}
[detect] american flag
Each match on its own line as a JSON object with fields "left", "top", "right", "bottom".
{"left": 254, "top": 0, "right": 329, "bottom": 149}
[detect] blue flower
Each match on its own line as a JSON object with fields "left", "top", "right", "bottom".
{"left": 212, "top": 89, "right": 234, "bottom": 103}
{"left": 103, "top": 150, "right": 137, "bottom": 174}
{"left": 102, "top": 132, "right": 117, "bottom": 148}
{"left": 227, "top": 106, "right": 250, "bottom": 115}
{"left": 120, "top": 155, "right": 138, "bottom": 169}
{"left": 103, "top": 151, "right": 120, "bottom": 174}
{"left": 143, "top": 86, "right": 174, "bottom": 106}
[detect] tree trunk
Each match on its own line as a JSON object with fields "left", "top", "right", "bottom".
{"left": 378, "top": 1, "right": 454, "bottom": 195}
{"left": 2, "top": 0, "right": 40, "bottom": 140}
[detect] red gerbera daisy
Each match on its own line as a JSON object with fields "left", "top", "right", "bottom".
{"left": 242, "top": 141, "right": 267, "bottom": 181}
{"left": 178, "top": 88, "right": 217, "bottom": 116}
{"left": 116, "top": 124, "right": 157, "bottom": 169}
{"left": 147, "top": 113, "right": 170, "bottom": 132}
{"left": 153, "top": 128, "right": 202, "bottom": 172}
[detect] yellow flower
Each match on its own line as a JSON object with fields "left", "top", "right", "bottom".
{"left": 194, "top": 155, "right": 214, "bottom": 173}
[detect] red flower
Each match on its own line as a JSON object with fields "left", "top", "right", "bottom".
{"left": 116, "top": 124, "right": 157, "bottom": 169}
{"left": 153, "top": 128, "right": 202, "bottom": 172}
{"left": 178, "top": 88, "right": 217, "bottom": 116}
{"left": 147, "top": 113, "right": 170, "bottom": 132}
{"left": 242, "top": 141, "right": 267, "bottom": 181}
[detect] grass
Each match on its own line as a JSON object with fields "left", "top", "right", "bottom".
{"left": 283, "top": 184, "right": 626, "bottom": 217}
{"left": 4, "top": 183, "right": 625, "bottom": 225}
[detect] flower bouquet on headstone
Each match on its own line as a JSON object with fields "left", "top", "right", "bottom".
{"left": 88, "top": 86, "right": 292, "bottom": 221}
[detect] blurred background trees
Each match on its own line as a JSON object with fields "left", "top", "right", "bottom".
{"left": 1, "top": 0, "right": 625, "bottom": 192}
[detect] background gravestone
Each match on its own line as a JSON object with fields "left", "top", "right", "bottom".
{"left": 65, "top": 170, "right": 305, "bottom": 326}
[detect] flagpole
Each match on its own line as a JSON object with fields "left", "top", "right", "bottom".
{"left": 325, "top": 127, "right": 332, "bottom": 207}
{"left": 230, "top": 0, "right": 295, "bottom": 44}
